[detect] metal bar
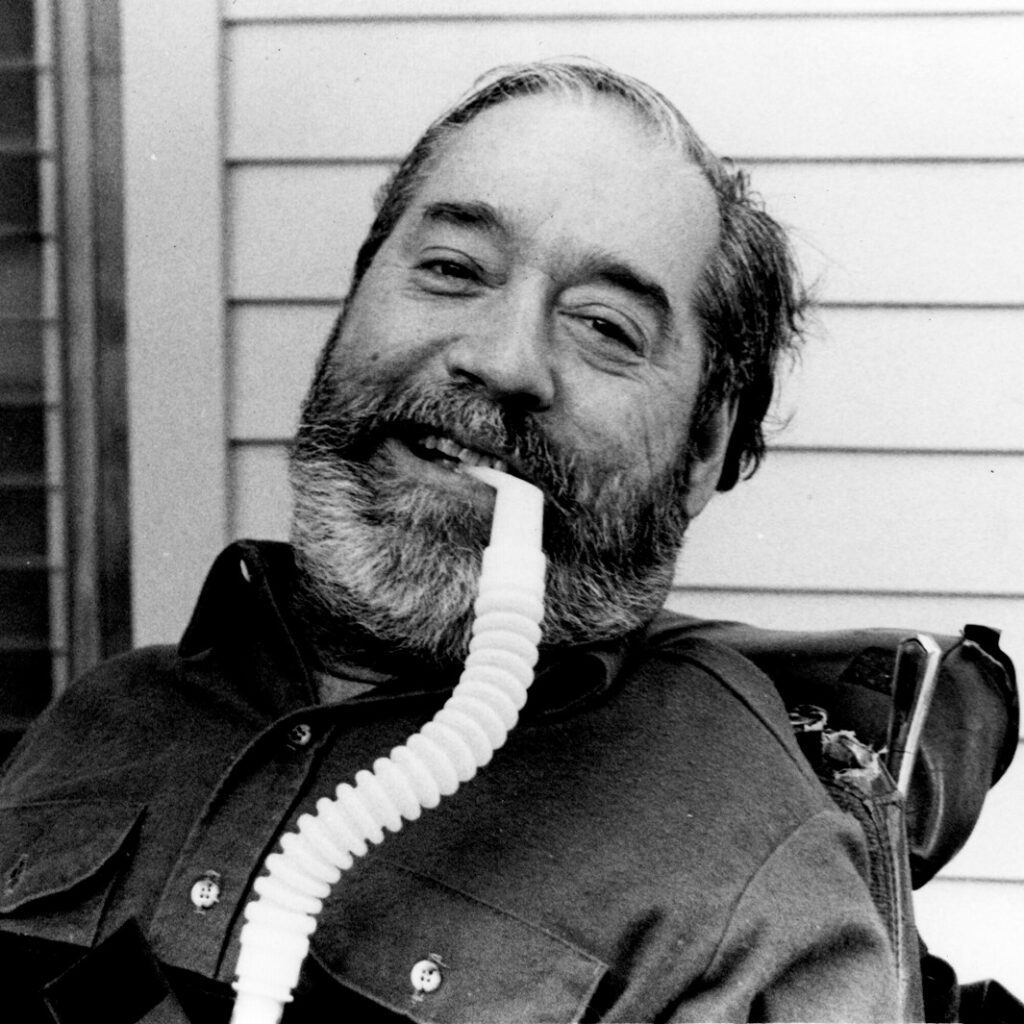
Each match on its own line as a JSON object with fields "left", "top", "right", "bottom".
{"left": 885, "top": 633, "right": 944, "bottom": 797}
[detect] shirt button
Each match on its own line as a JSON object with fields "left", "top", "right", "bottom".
{"left": 410, "top": 958, "right": 443, "bottom": 994}
{"left": 190, "top": 870, "right": 222, "bottom": 911}
{"left": 286, "top": 722, "right": 313, "bottom": 748}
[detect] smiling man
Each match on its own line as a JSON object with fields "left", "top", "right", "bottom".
{"left": 1, "top": 62, "right": 898, "bottom": 1022}
{"left": 289, "top": 85, "right": 729, "bottom": 677}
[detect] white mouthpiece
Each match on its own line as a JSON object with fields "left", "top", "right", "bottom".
{"left": 462, "top": 464, "right": 543, "bottom": 545}
{"left": 461, "top": 466, "right": 545, "bottom": 589}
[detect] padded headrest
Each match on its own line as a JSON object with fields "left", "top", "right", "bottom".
{"left": 648, "top": 614, "right": 1018, "bottom": 888}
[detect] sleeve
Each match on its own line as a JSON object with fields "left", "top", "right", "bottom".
{"left": 671, "top": 808, "right": 901, "bottom": 1023}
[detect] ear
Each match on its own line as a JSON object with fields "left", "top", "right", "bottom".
{"left": 683, "top": 398, "right": 738, "bottom": 520}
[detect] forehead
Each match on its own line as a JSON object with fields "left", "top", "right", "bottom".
{"left": 405, "top": 93, "right": 720, "bottom": 307}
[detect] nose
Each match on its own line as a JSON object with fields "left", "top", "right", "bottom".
{"left": 443, "top": 286, "right": 555, "bottom": 412}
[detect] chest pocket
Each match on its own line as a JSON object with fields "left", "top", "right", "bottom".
{"left": 0, "top": 800, "right": 145, "bottom": 948}
{"left": 304, "top": 859, "right": 607, "bottom": 1023}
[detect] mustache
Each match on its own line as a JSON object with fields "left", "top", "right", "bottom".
{"left": 293, "top": 373, "right": 586, "bottom": 520}
{"left": 292, "top": 356, "right": 696, "bottom": 578}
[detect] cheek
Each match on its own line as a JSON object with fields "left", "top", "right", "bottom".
{"left": 557, "top": 379, "right": 692, "bottom": 480}
{"left": 334, "top": 289, "right": 437, "bottom": 379}
{"left": 623, "top": 411, "right": 690, "bottom": 479}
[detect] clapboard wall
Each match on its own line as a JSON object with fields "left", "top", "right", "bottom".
{"left": 120, "top": 1, "right": 1024, "bottom": 988}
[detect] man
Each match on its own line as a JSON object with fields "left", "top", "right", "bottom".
{"left": 0, "top": 61, "right": 898, "bottom": 1021}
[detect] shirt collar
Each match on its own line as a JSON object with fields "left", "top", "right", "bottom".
{"left": 178, "top": 541, "right": 640, "bottom": 720}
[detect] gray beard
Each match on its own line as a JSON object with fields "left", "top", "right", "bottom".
{"left": 288, "top": 352, "right": 694, "bottom": 671}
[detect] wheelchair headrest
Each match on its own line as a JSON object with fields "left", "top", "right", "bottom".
{"left": 649, "top": 613, "right": 1018, "bottom": 888}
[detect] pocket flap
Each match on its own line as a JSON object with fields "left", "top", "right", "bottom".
{"left": 0, "top": 800, "right": 145, "bottom": 912}
{"left": 307, "top": 859, "right": 607, "bottom": 1023}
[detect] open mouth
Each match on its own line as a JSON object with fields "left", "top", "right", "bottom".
{"left": 411, "top": 433, "right": 510, "bottom": 474}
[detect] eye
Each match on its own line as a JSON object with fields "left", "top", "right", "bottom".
{"left": 583, "top": 316, "right": 640, "bottom": 352}
{"left": 413, "top": 253, "right": 484, "bottom": 296}
{"left": 565, "top": 310, "right": 646, "bottom": 358}
{"left": 423, "top": 258, "right": 477, "bottom": 281}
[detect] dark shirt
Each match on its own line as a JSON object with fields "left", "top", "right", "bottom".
{"left": 0, "top": 541, "right": 897, "bottom": 1022}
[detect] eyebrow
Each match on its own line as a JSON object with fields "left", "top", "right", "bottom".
{"left": 419, "top": 199, "right": 676, "bottom": 336}
{"left": 421, "top": 200, "right": 510, "bottom": 238}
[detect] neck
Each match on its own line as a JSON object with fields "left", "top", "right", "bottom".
{"left": 286, "top": 579, "right": 466, "bottom": 684}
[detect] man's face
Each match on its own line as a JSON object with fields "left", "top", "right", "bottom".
{"left": 291, "top": 93, "right": 730, "bottom": 664}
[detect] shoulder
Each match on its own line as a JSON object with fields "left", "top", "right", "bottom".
{"left": 1, "top": 646, "right": 184, "bottom": 800}
{"left": 509, "top": 612, "right": 847, "bottom": 874}
{"left": 8, "top": 645, "right": 178, "bottom": 733}
{"left": 64, "top": 645, "right": 180, "bottom": 702}
{"left": 620, "top": 609, "right": 822, "bottom": 790}
{"left": 15, "top": 645, "right": 180, "bottom": 736}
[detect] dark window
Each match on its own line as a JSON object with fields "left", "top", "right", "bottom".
{"left": 1, "top": 0, "right": 129, "bottom": 760}
{"left": 1, "top": 0, "right": 56, "bottom": 755}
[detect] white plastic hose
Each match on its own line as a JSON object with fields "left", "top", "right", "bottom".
{"left": 230, "top": 467, "right": 546, "bottom": 1024}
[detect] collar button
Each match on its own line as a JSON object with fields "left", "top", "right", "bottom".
{"left": 286, "top": 722, "right": 314, "bottom": 748}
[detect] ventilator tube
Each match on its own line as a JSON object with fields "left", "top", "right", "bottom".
{"left": 230, "top": 467, "right": 546, "bottom": 1024}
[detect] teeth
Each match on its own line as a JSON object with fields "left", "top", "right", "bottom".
{"left": 419, "top": 434, "right": 508, "bottom": 474}
{"left": 434, "top": 437, "right": 464, "bottom": 460}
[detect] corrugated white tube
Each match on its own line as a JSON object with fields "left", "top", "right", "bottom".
{"left": 230, "top": 467, "right": 545, "bottom": 1024}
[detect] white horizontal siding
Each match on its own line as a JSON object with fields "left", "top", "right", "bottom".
{"left": 229, "top": 303, "right": 336, "bottom": 442}
{"left": 680, "top": 450, "right": 1024, "bottom": 593}
{"left": 776, "top": 308, "right": 1024, "bottom": 453}
{"left": 227, "top": 162, "right": 1024, "bottom": 304}
{"left": 226, "top": 1, "right": 1024, "bottom": 18}
{"left": 227, "top": 164, "right": 385, "bottom": 301}
{"left": 224, "top": 15, "right": 1024, "bottom": 160}
{"left": 755, "top": 163, "right": 1024, "bottom": 305}
{"left": 665, "top": 590, "right": 1024, "bottom": 647}
{"left": 915, "top": 875, "right": 1024, "bottom": 987}
{"left": 230, "top": 444, "right": 291, "bottom": 541}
